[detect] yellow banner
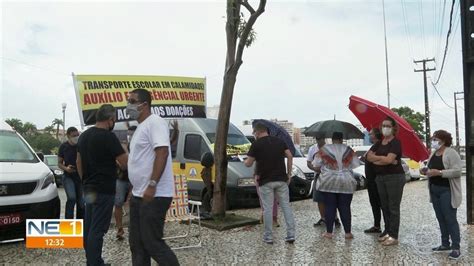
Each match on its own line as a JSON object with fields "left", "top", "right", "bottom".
{"left": 72, "top": 74, "right": 206, "bottom": 125}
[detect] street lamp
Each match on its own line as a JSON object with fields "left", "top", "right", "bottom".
{"left": 62, "top": 103, "right": 67, "bottom": 141}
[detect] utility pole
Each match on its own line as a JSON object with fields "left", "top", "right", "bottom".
{"left": 460, "top": 0, "right": 473, "bottom": 224}
{"left": 414, "top": 58, "right": 436, "bottom": 149}
{"left": 454, "top": 91, "right": 464, "bottom": 151}
{"left": 382, "top": 0, "right": 390, "bottom": 108}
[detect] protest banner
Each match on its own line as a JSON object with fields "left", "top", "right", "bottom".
{"left": 72, "top": 74, "right": 206, "bottom": 125}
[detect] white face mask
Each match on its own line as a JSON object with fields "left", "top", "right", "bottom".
{"left": 382, "top": 127, "right": 392, "bottom": 137}
{"left": 431, "top": 140, "right": 441, "bottom": 150}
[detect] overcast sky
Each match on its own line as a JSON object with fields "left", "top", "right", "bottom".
{"left": 1, "top": 0, "right": 465, "bottom": 144}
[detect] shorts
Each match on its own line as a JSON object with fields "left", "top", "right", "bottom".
{"left": 115, "top": 179, "right": 130, "bottom": 207}
{"left": 312, "top": 178, "right": 323, "bottom": 202}
{"left": 313, "top": 189, "right": 324, "bottom": 202}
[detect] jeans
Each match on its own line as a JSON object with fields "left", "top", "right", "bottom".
{"left": 129, "top": 196, "right": 179, "bottom": 266}
{"left": 255, "top": 176, "right": 278, "bottom": 218}
{"left": 376, "top": 174, "right": 405, "bottom": 239}
{"left": 367, "top": 179, "right": 384, "bottom": 228}
{"left": 259, "top": 181, "right": 295, "bottom": 241}
{"left": 321, "top": 192, "right": 353, "bottom": 233}
{"left": 62, "top": 172, "right": 84, "bottom": 219}
{"left": 430, "top": 184, "right": 461, "bottom": 249}
{"left": 83, "top": 192, "right": 115, "bottom": 266}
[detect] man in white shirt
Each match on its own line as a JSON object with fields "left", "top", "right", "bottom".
{"left": 126, "top": 89, "right": 179, "bottom": 266}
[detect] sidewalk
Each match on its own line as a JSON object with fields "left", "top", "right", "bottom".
{"left": 1, "top": 178, "right": 473, "bottom": 265}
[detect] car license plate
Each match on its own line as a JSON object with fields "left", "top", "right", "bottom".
{"left": 0, "top": 213, "right": 22, "bottom": 226}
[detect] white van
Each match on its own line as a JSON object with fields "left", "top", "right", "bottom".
{"left": 0, "top": 121, "right": 60, "bottom": 243}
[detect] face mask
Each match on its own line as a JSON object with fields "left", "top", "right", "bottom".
{"left": 382, "top": 127, "right": 392, "bottom": 137}
{"left": 70, "top": 136, "right": 79, "bottom": 145}
{"left": 431, "top": 140, "right": 441, "bottom": 150}
{"left": 127, "top": 134, "right": 133, "bottom": 142}
{"left": 126, "top": 103, "right": 141, "bottom": 120}
{"left": 109, "top": 121, "right": 115, "bottom": 131}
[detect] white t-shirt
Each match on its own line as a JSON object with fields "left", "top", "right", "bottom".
{"left": 128, "top": 114, "right": 175, "bottom": 197}
{"left": 306, "top": 144, "right": 319, "bottom": 162}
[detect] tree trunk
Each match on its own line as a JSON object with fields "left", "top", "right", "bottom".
{"left": 212, "top": 70, "right": 239, "bottom": 218}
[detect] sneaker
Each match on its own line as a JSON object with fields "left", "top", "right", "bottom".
{"left": 364, "top": 227, "right": 382, "bottom": 234}
{"left": 335, "top": 218, "right": 341, "bottom": 227}
{"left": 263, "top": 238, "right": 273, "bottom": 245}
{"left": 432, "top": 245, "right": 451, "bottom": 252}
{"left": 285, "top": 236, "right": 295, "bottom": 244}
{"left": 378, "top": 234, "right": 389, "bottom": 242}
{"left": 313, "top": 219, "right": 325, "bottom": 227}
{"left": 382, "top": 236, "right": 399, "bottom": 246}
{"left": 448, "top": 250, "right": 461, "bottom": 260}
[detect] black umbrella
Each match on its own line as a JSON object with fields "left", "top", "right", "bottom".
{"left": 304, "top": 119, "right": 364, "bottom": 139}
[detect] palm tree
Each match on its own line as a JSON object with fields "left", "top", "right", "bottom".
{"left": 52, "top": 118, "right": 64, "bottom": 140}
{"left": 5, "top": 118, "right": 25, "bottom": 135}
{"left": 43, "top": 125, "right": 55, "bottom": 135}
{"left": 23, "top": 122, "right": 38, "bottom": 137}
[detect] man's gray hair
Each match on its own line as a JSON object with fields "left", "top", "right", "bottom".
{"left": 96, "top": 104, "right": 116, "bottom": 122}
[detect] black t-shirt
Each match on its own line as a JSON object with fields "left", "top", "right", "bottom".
{"left": 77, "top": 127, "right": 125, "bottom": 195}
{"left": 372, "top": 138, "right": 405, "bottom": 175}
{"left": 428, "top": 154, "right": 449, "bottom": 187}
{"left": 247, "top": 136, "right": 288, "bottom": 186}
{"left": 58, "top": 141, "right": 77, "bottom": 168}
{"left": 364, "top": 143, "right": 378, "bottom": 181}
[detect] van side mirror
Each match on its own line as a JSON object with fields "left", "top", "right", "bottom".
{"left": 200, "top": 152, "right": 214, "bottom": 168}
{"left": 36, "top": 152, "right": 44, "bottom": 162}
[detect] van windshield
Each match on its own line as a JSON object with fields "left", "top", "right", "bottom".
{"left": 0, "top": 130, "right": 38, "bottom": 163}
{"left": 206, "top": 133, "right": 250, "bottom": 146}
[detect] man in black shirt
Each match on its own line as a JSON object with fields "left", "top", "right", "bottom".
{"left": 244, "top": 122, "right": 295, "bottom": 245}
{"left": 77, "top": 104, "right": 128, "bottom": 266}
{"left": 58, "top": 126, "right": 83, "bottom": 219}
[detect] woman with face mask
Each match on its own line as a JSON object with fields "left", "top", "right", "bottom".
{"left": 420, "top": 130, "right": 462, "bottom": 260}
{"left": 367, "top": 117, "right": 405, "bottom": 246}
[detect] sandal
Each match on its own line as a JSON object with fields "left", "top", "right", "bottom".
{"left": 345, "top": 233, "right": 354, "bottom": 239}
{"left": 116, "top": 227, "right": 124, "bottom": 240}
{"left": 322, "top": 232, "right": 333, "bottom": 239}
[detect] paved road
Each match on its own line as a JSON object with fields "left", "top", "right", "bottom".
{"left": 1, "top": 178, "right": 473, "bottom": 265}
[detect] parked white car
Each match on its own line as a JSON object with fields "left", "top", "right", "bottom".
{"left": 0, "top": 121, "right": 60, "bottom": 243}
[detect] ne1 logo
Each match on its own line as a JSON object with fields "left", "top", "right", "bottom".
{"left": 26, "top": 219, "right": 83, "bottom": 249}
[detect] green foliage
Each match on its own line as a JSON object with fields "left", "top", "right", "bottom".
{"left": 4, "top": 118, "right": 61, "bottom": 154}
{"left": 237, "top": 13, "right": 257, "bottom": 47}
{"left": 391, "top": 106, "right": 426, "bottom": 140}
{"left": 26, "top": 134, "right": 61, "bottom": 155}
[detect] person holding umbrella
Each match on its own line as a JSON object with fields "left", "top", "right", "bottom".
{"left": 367, "top": 117, "right": 405, "bottom": 246}
{"left": 313, "top": 132, "right": 360, "bottom": 239}
{"left": 421, "top": 130, "right": 462, "bottom": 260}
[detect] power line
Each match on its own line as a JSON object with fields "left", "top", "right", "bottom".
{"left": 430, "top": 79, "right": 454, "bottom": 108}
{"left": 433, "top": 0, "right": 456, "bottom": 85}
{"left": 1, "top": 56, "right": 70, "bottom": 76}
{"left": 419, "top": 0, "right": 427, "bottom": 57}
{"left": 400, "top": 0, "right": 415, "bottom": 59}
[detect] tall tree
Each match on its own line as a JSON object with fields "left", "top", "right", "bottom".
{"left": 5, "top": 118, "right": 25, "bottom": 135}
{"left": 23, "top": 122, "right": 38, "bottom": 137}
{"left": 391, "top": 106, "right": 425, "bottom": 140}
{"left": 212, "top": 0, "right": 266, "bottom": 218}
{"left": 43, "top": 125, "right": 55, "bottom": 134}
{"left": 52, "top": 118, "right": 64, "bottom": 140}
